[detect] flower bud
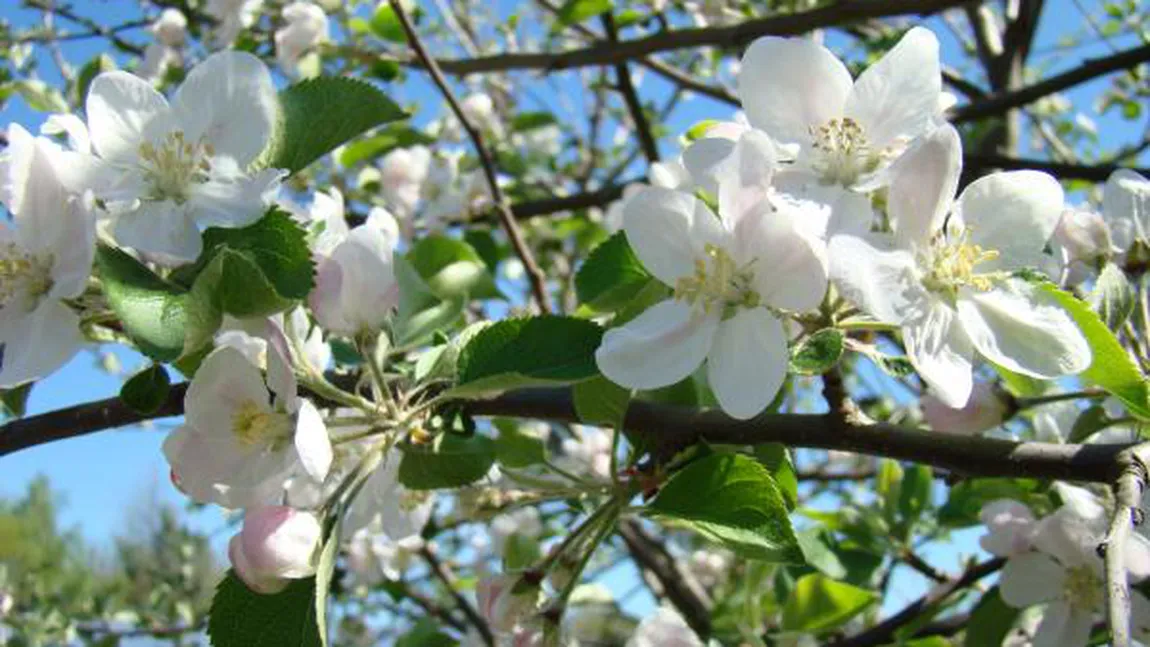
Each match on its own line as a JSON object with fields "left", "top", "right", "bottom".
{"left": 1053, "top": 207, "right": 1114, "bottom": 266}
{"left": 477, "top": 573, "right": 541, "bottom": 634}
{"left": 921, "top": 382, "right": 1011, "bottom": 435}
{"left": 228, "top": 506, "right": 321, "bottom": 594}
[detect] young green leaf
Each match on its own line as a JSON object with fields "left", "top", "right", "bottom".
{"left": 96, "top": 245, "right": 189, "bottom": 361}
{"left": 184, "top": 248, "right": 294, "bottom": 353}
{"left": 199, "top": 209, "right": 316, "bottom": 300}
{"left": 120, "top": 364, "right": 172, "bottom": 415}
{"left": 207, "top": 572, "right": 321, "bottom": 647}
{"left": 648, "top": 453, "right": 804, "bottom": 563}
{"left": 790, "top": 329, "right": 845, "bottom": 375}
{"left": 0, "top": 383, "right": 34, "bottom": 419}
{"left": 780, "top": 574, "right": 878, "bottom": 633}
{"left": 555, "top": 0, "right": 611, "bottom": 27}
{"left": 1088, "top": 262, "right": 1135, "bottom": 330}
{"left": 393, "top": 256, "right": 466, "bottom": 346}
{"left": 407, "top": 235, "right": 502, "bottom": 300}
{"left": 575, "top": 231, "right": 653, "bottom": 313}
{"left": 398, "top": 434, "right": 497, "bottom": 490}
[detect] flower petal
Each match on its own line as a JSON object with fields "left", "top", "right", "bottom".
{"left": 595, "top": 299, "right": 718, "bottom": 390}
{"left": 0, "top": 300, "right": 83, "bottom": 387}
{"left": 738, "top": 199, "right": 828, "bottom": 312}
{"left": 887, "top": 124, "right": 961, "bottom": 248}
{"left": 956, "top": 279, "right": 1091, "bottom": 379}
{"left": 716, "top": 129, "right": 780, "bottom": 229}
{"left": 1031, "top": 601, "right": 1094, "bottom": 647}
{"left": 738, "top": 36, "right": 852, "bottom": 146}
{"left": 954, "top": 171, "right": 1064, "bottom": 272}
{"left": 111, "top": 201, "right": 203, "bottom": 263}
{"left": 999, "top": 552, "right": 1064, "bottom": 608}
{"left": 622, "top": 186, "right": 726, "bottom": 286}
{"left": 707, "top": 308, "right": 787, "bottom": 419}
{"left": 185, "top": 346, "right": 270, "bottom": 437}
{"left": 293, "top": 399, "right": 332, "bottom": 483}
{"left": 171, "top": 50, "right": 277, "bottom": 165}
{"left": 1104, "top": 168, "right": 1150, "bottom": 248}
{"left": 845, "top": 27, "right": 941, "bottom": 149}
{"left": 86, "top": 70, "right": 170, "bottom": 162}
{"left": 189, "top": 164, "right": 283, "bottom": 229}
{"left": 681, "top": 134, "right": 737, "bottom": 195}
{"left": 903, "top": 299, "right": 975, "bottom": 408}
{"left": 828, "top": 234, "right": 928, "bottom": 325}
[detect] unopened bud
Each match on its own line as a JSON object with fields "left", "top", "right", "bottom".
{"left": 228, "top": 506, "right": 321, "bottom": 594}
{"left": 1053, "top": 207, "right": 1114, "bottom": 266}
{"left": 921, "top": 382, "right": 1011, "bottom": 435}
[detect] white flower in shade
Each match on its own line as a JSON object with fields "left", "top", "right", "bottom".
{"left": 738, "top": 27, "right": 940, "bottom": 190}
{"left": 685, "top": 549, "right": 731, "bottom": 588}
{"left": 83, "top": 51, "right": 283, "bottom": 263}
{"left": 163, "top": 345, "right": 332, "bottom": 508}
{"left": 228, "top": 505, "right": 321, "bottom": 594}
{"left": 206, "top": 0, "right": 264, "bottom": 47}
{"left": 596, "top": 131, "right": 828, "bottom": 419}
{"left": 275, "top": 2, "right": 329, "bottom": 75}
{"left": 477, "top": 573, "right": 542, "bottom": 634}
{"left": 138, "top": 9, "right": 187, "bottom": 81}
{"left": 378, "top": 145, "right": 431, "bottom": 218}
{"left": 921, "top": 382, "right": 1010, "bottom": 434}
{"left": 308, "top": 207, "right": 400, "bottom": 337}
{"left": 0, "top": 125, "right": 96, "bottom": 386}
{"left": 1102, "top": 168, "right": 1150, "bottom": 253}
{"left": 559, "top": 426, "right": 613, "bottom": 480}
{"left": 627, "top": 607, "right": 703, "bottom": 647}
{"left": 346, "top": 525, "right": 425, "bottom": 584}
{"left": 829, "top": 125, "right": 1090, "bottom": 408}
{"left": 979, "top": 499, "right": 1036, "bottom": 557}
{"left": 458, "top": 92, "right": 502, "bottom": 137}
{"left": 344, "top": 452, "right": 435, "bottom": 537}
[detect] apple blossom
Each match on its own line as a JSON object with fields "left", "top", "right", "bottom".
{"left": 378, "top": 145, "right": 431, "bottom": 219}
{"left": 1053, "top": 207, "right": 1115, "bottom": 268}
{"left": 596, "top": 130, "right": 829, "bottom": 419}
{"left": 829, "top": 124, "right": 1090, "bottom": 407}
{"left": 559, "top": 426, "right": 613, "bottom": 481}
{"left": 308, "top": 207, "right": 400, "bottom": 337}
{"left": 138, "top": 9, "right": 187, "bottom": 82}
{"left": 206, "top": 0, "right": 264, "bottom": 47}
{"left": 626, "top": 607, "right": 703, "bottom": 647}
{"left": 0, "top": 124, "right": 96, "bottom": 387}
{"left": 920, "top": 382, "right": 1011, "bottom": 434}
{"left": 346, "top": 525, "right": 426, "bottom": 585}
{"left": 82, "top": 50, "right": 283, "bottom": 262}
{"left": 343, "top": 451, "right": 434, "bottom": 537}
{"left": 979, "top": 500, "right": 1037, "bottom": 557}
{"left": 163, "top": 345, "right": 332, "bottom": 508}
{"left": 477, "top": 573, "right": 542, "bottom": 634}
{"left": 228, "top": 505, "right": 321, "bottom": 594}
{"left": 275, "top": 2, "right": 329, "bottom": 76}
{"left": 1102, "top": 168, "right": 1150, "bottom": 254}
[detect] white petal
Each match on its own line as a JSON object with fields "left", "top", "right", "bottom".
{"left": 955, "top": 171, "right": 1064, "bottom": 272}
{"left": 1126, "top": 532, "right": 1150, "bottom": 583}
{"left": 41, "top": 113, "right": 91, "bottom": 154}
{"left": 887, "top": 124, "right": 961, "bottom": 248}
{"left": 956, "top": 279, "right": 1090, "bottom": 379}
{"left": 188, "top": 164, "right": 282, "bottom": 229}
{"left": 845, "top": 27, "right": 941, "bottom": 149}
{"left": 1032, "top": 601, "right": 1094, "bottom": 647}
{"left": 622, "top": 186, "right": 726, "bottom": 287}
{"left": 737, "top": 200, "right": 828, "bottom": 312}
{"left": 595, "top": 299, "right": 718, "bottom": 390}
{"left": 716, "top": 129, "right": 779, "bottom": 229}
{"left": 681, "top": 135, "right": 737, "bottom": 195}
{"left": 828, "top": 234, "right": 928, "bottom": 325}
{"left": 85, "top": 71, "right": 170, "bottom": 162}
{"left": 737, "top": 36, "right": 852, "bottom": 146}
{"left": 324, "top": 223, "right": 399, "bottom": 335}
{"left": 185, "top": 347, "right": 270, "bottom": 437}
{"left": 999, "top": 552, "right": 1064, "bottom": 608}
{"left": 172, "top": 51, "right": 277, "bottom": 165}
{"left": 706, "top": 308, "right": 787, "bottom": 419}
{"left": 903, "top": 299, "right": 975, "bottom": 408}
{"left": 112, "top": 202, "right": 203, "bottom": 262}
{"left": 266, "top": 335, "right": 298, "bottom": 407}
{"left": 0, "top": 124, "right": 35, "bottom": 215}
{"left": 0, "top": 301, "right": 83, "bottom": 387}
{"left": 1104, "top": 168, "right": 1150, "bottom": 246}
{"left": 293, "top": 399, "right": 332, "bottom": 483}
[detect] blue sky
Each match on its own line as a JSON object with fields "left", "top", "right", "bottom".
{"left": 1, "top": 0, "right": 1148, "bottom": 629}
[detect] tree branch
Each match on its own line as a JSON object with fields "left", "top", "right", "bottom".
{"left": 602, "top": 14, "right": 660, "bottom": 165}
{"left": 1102, "top": 447, "right": 1148, "bottom": 647}
{"left": 419, "top": 545, "right": 494, "bottom": 646}
{"left": 617, "top": 519, "right": 712, "bottom": 639}
{"left": 964, "top": 154, "right": 1150, "bottom": 182}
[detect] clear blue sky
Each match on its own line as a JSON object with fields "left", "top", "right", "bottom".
{"left": 0, "top": 0, "right": 1147, "bottom": 627}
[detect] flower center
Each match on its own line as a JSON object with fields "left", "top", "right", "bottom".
{"left": 1063, "top": 565, "right": 1103, "bottom": 612}
{"left": 809, "top": 117, "right": 878, "bottom": 186}
{"left": 673, "top": 243, "right": 759, "bottom": 316}
{"left": 138, "top": 130, "right": 214, "bottom": 204}
{"left": 232, "top": 400, "right": 293, "bottom": 449}
{"left": 922, "top": 229, "right": 1007, "bottom": 296}
{"left": 0, "top": 242, "right": 54, "bottom": 312}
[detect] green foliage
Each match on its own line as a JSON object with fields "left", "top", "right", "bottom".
{"left": 369, "top": 4, "right": 407, "bottom": 42}
{"left": 780, "top": 574, "right": 878, "bottom": 633}
{"left": 575, "top": 232, "right": 653, "bottom": 313}
{"left": 208, "top": 572, "right": 321, "bottom": 647}
{"left": 965, "top": 587, "right": 1020, "bottom": 647}
{"left": 648, "top": 453, "right": 804, "bottom": 562}
{"left": 119, "top": 364, "right": 171, "bottom": 415}
{"left": 96, "top": 245, "right": 190, "bottom": 361}
{"left": 394, "top": 255, "right": 467, "bottom": 346}
{"left": 398, "top": 434, "right": 497, "bottom": 490}
{"left": 790, "top": 328, "right": 845, "bottom": 375}
{"left": 554, "top": 0, "right": 611, "bottom": 27}
{"left": 572, "top": 375, "right": 631, "bottom": 427}
{"left": 395, "top": 619, "right": 459, "bottom": 647}
{"left": 1, "top": 382, "right": 33, "bottom": 418}
{"left": 938, "top": 478, "right": 1046, "bottom": 527}
{"left": 754, "top": 444, "right": 798, "bottom": 510}
{"left": 338, "top": 124, "right": 436, "bottom": 167}
{"left": 262, "top": 77, "right": 407, "bottom": 174}
{"left": 1088, "top": 262, "right": 1135, "bottom": 330}
{"left": 198, "top": 209, "right": 316, "bottom": 301}
{"left": 510, "top": 111, "right": 558, "bottom": 132}
{"left": 447, "top": 316, "right": 604, "bottom": 398}
{"left": 493, "top": 419, "right": 547, "bottom": 469}
{"left": 407, "top": 234, "right": 502, "bottom": 300}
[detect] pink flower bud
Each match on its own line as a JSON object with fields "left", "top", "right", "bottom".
{"left": 228, "top": 506, "right": 321, "bottom": 594}
{"left": 477, "top": 574, "right": 540, "bottom": 634}
{"left": 1054, "top": 207, "right": 1114, "bottom": 265}
{"left": 921, "top": 382, "right": 1011, "bottom": 435}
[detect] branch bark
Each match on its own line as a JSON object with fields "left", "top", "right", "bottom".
{"left": 617, "top": 519, "right": 712, "bottom": 639}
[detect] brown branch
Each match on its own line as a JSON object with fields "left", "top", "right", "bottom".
{"left": 964, "top": 153, "right": 1150, "bottom": 182}
{"left": 617, "top": 519, "right": 712, "bottom": 639}
{"left": 603, "top": 14, "right": 660, "bottom": 165}
{"left": 419, "top": 545, "right": 493, "bottom": 646}
{"left": 952, "top": 43, "right": 1150, "bottom": 123}
{"left": 387, "top": 0, "right": 552, "bottom": 314}
{"left": 403, "top": 0, "right": 969, "bottom": 76}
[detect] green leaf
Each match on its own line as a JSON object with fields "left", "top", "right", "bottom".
{"left": 119, "top": 364, "right": 171, "bottom": 415}
{"left": 337, "top": 124, "right": 435, "bottom": 167}
{"left": 447, "top": 316, "right": 604, "bottom": 399}
{"left": 510, "top": 111, "right": 558, "bottom": 132}
{"left": 395, "top": 619, "right": 458, "bottom": 647}
{"left": 407, "top": 235, "right": 502, "bottom": 300}
{"left": 393, "top": 256, "right": 466, "bottom": 346}
{"left": 207, "top": 572, "right": 320, "bottom": 647}
{"left": 96, "top": 245, "right": 189, "bottom": 361}
{"left": 938, "top": 478, "right": 1044, "bottom": 527}
{"left": 369, "top": 4, "right": 407, "bottom": 42}
{"left": 897, "top": 464, "right": 933, "bottom": 534}
{"left": 572, "top": 375, "right": 631, "bottom": 427}
{"left": 185, "top": 249, "right": 293, "bottom": 352}
{"left": 398, "top": 434, "right": 497, "bottom": 490}
{"left": 493, "top": 420, "right": 547, "bottom": 469}
{"left": 965, "top": 587, "right": 1020, "bottom": 647}
{"left": 262, "top": 77, "right": 407, "bottom": 174}
{"left": 754, "top": 444, "right": 797, "bottom": 511}
{"left": 199, "top": 209, "right": 315, "bottom": 300}
{"left": 791, "top": 329, "right": 845, "bottom": 375}
{"left": 1040, "top": 282, "right": 1150, "bottom": 418}
{"left": 876, "top": 459, "right": 904, "bottom": 525}
{"left": 795, "top": 528, "right": 847, "bottom": 579}
{"left": 1089, "top": 262, "right": 1135, "bottom": 331}
{"left": 0, "top": 383, "right": 33, "bottom": 418}
{"left": 575, "top": 232, "right": 653, "bottom": 313}
{"left": 1068, "top": 404, "right": 1113, "bottom": 443}
{"left": 314, "top": 522, "right": 340, "bottom": 647}
{"left": 555, "top": 0, "right": 611, "bottom": 27}
{"left": 780, "top": 574, "right": 878, "bottom": 633}
{"left": 648, "top": 453, "right": 804, "bottom": 563}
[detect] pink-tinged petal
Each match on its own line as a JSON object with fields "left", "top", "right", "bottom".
{"left": 238, "top": 505, "right": 321, "bottom": 579}
{"left": 85, "top": 71, "right": 170, "bottom": 162}
{"left": 845, "top": 27, "right": 941, "bottom": 150}
{"left": 706, "top": 308, "right": 787, "bottom": 419}
{"left": 828, "top": 234, "right": 928, "bottom": 325}
{"left": 955, "top": 171, "right": 1064, "bottom": 272}
{"left": 622, "top": 186, "right": 726, "bottom": 286}
{"left": 903, "top": 299, "right": 975, "bottom": 408}
{"left": 956, "top": 279, "right": 1090, "bottom": 379}
{"left": 738, "top": 36, "right": 852, "bottom": 146}
{"left": 887, "top": 124, "right": 961, "bottom": 249}
{"left": 595, "top": 299, "right": 718, "bottom": 390}
{"left": 229, "top": 534, "right": 289, "bottom": 594}
{"left": 999, "top": 552, "right": 1065, "bottom": 608}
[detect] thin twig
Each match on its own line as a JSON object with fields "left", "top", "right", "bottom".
{"left": 419, "top": 545, "right": 494, "bottom": 646}
{"left": 387, "top": 0, "right": 551, "bottom": 313}
{"left": 602, "top": 14, "right": 660, "bottom": 165}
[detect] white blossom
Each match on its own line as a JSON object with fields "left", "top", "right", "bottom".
{"left": 275, "top": 2, "right": 329, "bottom": 76}
{"left": 1102, "top": 168, "right": 1150, "bottom": 253}
{"left": 343, "top": 452, "right": 434, "bottom": 537}
{"left": 308, "top": 207, "right": 400, "bottom": 337}
{"left": 626, "top": 607, "right": 703, "bottom": 647}
{"left": 205, "top": 0, "right": 264, "bottom": 48}
{"left": 378, "top": 145, "right": 431, "bottom": 219}
{"left": 138, "top": 9, "right": 187, "bottom": 82}
{"left": 979, "top": 499, "right": 1036, "bottom": 557}
{"left": 228, "top": 505, "right": 321, "bottom": 594}
{"left": 345, "top": 525, "right": 425, "bottom": 585}
{"left": 920, "top": 382, "right": 1010, "bottom": 434}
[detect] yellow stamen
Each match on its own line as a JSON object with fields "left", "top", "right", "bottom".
{"left": 232, "top": 400, "right": 293, "bottom": 448}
